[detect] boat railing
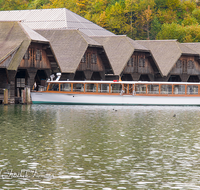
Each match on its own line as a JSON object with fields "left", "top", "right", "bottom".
{"left": 41, "top": 81, "right": 200, "bottom": 96}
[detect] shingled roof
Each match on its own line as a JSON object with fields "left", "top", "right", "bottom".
{"left": 0, "top": 21, "right": 49, "bottom": 70}
{"left": 0, "top": 8, "right": 115, "bottom": 37}
{"left": 183, "top": 43, "right": 200, "bottom": 54}
{"left": 91, "top": 36, "right": 149, "bottom": 75}
{"left": 36, "top": 29, "right": 106, "bottom": 73}
{"left": 136, "top": 40, "right": 199, "bottom": 76}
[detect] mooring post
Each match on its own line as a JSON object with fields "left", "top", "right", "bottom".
{"left": 22, "top": 89, "right": 26, "bottom": 104}
{"left": 26, "top": 87, "right": 31, "bottom": 104}
{"left": 4, "top": 89, "right": 8, "bottom": 105}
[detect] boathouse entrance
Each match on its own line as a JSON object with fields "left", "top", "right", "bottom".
{"left": 168, "top": 75, "right": 182, "bottom": 82}
{"left": 15, "top": 70, "right": 28, "bottom": 97}
{"left": 187, "top": 75, "right": 199, "bottom": 82}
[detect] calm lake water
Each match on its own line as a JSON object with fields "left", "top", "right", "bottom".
{"left": 1, "top": 105, "right": 200, "bottom": 189}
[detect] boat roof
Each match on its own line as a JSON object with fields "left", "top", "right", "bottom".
{"left": 47, "top": 80, "right": 200, "bottom": 85}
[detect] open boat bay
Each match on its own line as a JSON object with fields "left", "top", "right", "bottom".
{"left": 1, "top": 105, "right": 200, "bottom": 189}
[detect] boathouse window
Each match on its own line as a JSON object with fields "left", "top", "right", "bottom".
{"left": 87, "top": 53, "right": 91, "bottom": 69}
{"left": 81, "top": 53, "right": 86, "bottom": 63}
{"left": 139, "top": 58, "right": 145, "bottom": 67}
{"left": 135, "top": 84, "right": 146, "bottom": 94}
{"left": 16, "top": 78, "right": 25, "bottom": 88}
{"left": 85, "top": 83, "right": 97, "bottom": 92}
{"left": 73, "top": 83, "right": 84, "bottom": 92}
{"left": 48, "top": 83, "right": 59, "bottom": 91}
{"left": 187, "top": 85, "right": 198, "bottom": 94}
{"left": 111, "top": 84, "right": 122, "bottom": 93}
{"left": 161, "top": 85, "right": 172, "bottom": 94}
{"left": 23, "top": 50, "right": 29, "bottom": 60}
{"left": 176, "top": 60, "right": 182, "bottom": 68}
{"left": 91, "top": 54, "right": 97, "bottom": 64}
{"left": 147, "top": 85, "right": 159, "bottom": 94}
{"left": 98, "top": 84, "right": 109, "bottom": 93}
{"left": 188, "top": 60, "right": 194, "bottom": 69}
{"left": 60, "top": 83, "right": 71, "bottom": 92}
{"left": 173, "top": 85, "right": 185, "bottom": 94}
{"left": 127, "top": 57, "right": 133, "bottom": 67}
{"left": 36, "top": 49, "right": 42, "bottom": 61}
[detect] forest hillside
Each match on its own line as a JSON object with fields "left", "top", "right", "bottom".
{"left": 1, "top": 0, "right": 200, "bottom": 42}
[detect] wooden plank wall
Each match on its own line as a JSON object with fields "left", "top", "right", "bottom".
{"left": 123, "top": 52, "right": 154, "bottom": 74}
{"left": 19, "top": 43, "right": 51, "bottom": 69}
{"left": 77, "top": 47, "right": 104, "bottom": 72}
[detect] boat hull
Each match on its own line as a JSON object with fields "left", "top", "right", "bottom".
{"left": 31, "top": 92, "right": 200, "bottom": 106}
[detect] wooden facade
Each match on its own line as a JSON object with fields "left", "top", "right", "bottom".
{"left": 15, "top": 42, "right": 58, "bottom": 98}
{"left": 60, "top": 46, "right": 111, "bottom": 81}
{"left": 121, "top": 52, "right": 158, "bottom": 81}
{"left": 0, "top": 43, "right": 59, "bottom": 103}
{"left": 155, "top": 55, "right": 200, "bottom": 82}
{"left": 75, "top": 47, "right": 106, "bottom": 80}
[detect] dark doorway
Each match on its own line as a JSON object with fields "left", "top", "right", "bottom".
{"left": 15, "top": 69, "right": 28, "bottom": 97}
{"left": 34, "top": 70, "right": 48, "bottom": 90}
{"left": 139, "top": 74, "right": 150, "bottom": 81}
{"left": 168, "top": 75, "right": 181, "bottom": 82}
{"left": 121, "top": 74, "right": 133, "bottom": 81}
{"left": 187, "top": 75, "right": 199, "bottom": 82}
{"left": 91, "top": 72, "right": 102, "bottom": 80}
{"left": 74, "top": 71, "right": 86, "bottom": 80}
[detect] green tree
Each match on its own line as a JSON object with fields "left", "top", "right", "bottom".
{"left": 105, "top": 1, "right": 130, "bottom": 35}
{"left": 150, "top": 16, "right": 162, "bottom": 39}
{"left": 0, "top": 0, "right": 29, "bottom": 10}
{"left": 182, "top": 14, "right": 198, "bottom": 26}
{"left": 156, "top": 22, "right": 185, "bottom": 41}
{"left": 28, "top": 0, "right": 50, "bottom": 9}
{"left": 192, "top": 8, "right": 200, "bottom": 24}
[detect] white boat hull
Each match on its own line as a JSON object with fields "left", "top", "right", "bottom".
{"left": 31, "top": 92, "right": 200, "bottom": 106}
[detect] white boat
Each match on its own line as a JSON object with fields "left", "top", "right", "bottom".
{"left": 31, "top": 75, "right": 200, "bottom": 106}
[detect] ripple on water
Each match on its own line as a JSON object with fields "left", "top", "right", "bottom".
{"left": 1, "top": 105, "right": 200, "bottom": 189}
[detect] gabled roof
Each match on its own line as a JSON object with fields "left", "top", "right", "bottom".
{"left": 0, "top": 21, "right": 54, "bottom": 70}
{"left": 91, "top": 35, "right": 149, "bottom": 75}
{"left": 136, "top": 40, "right": 199, "bottom": 76}
{"left": 0, "top": 21, "right": 31, "bottom": 70}
{"left": 0, "top": 8, "right": 115, "bottom": 37}
{"left": 182, "top": 43, "right": 200, "bottom": 54}
{"left": 36, "top": 29, "right": 104, "bottom": 73}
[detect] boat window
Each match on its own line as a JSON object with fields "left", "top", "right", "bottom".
{"left": 135, "top": 84, "right": 146, "bottom": 94}
{"left": 85, "top": 83, "right": 97, "bottom": 92}
{"left": 147, "top": 84, "right": 159, "bottom": 94}
{"left": 48, "top": 83, "right": 59, "bottom": 91}
{"left": 129, "top": 84, "right": 133, "bottom": 94}
{"left": 161, "top": 85, "right": 172, "bottom": 94}
{"left": 111, "top": 84, "right": 122, "bottom": 93}
{"left": 173, "top": 85, "right": 185, "bottom": 94}
{"left": 98, "top": 84, "right": 109, "bottom": 93}
{"left": 73, "top": 83, "right": 84, "bottom": 92}
{"left": 60, "top": 83, "right": 71, "bottom": 92}
{"left": 187, "top": 85, "right": 198, "bottom": 95}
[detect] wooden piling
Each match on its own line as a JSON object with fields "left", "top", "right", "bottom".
{"left": 22, "top": 89, "right": 26, "bottom": 104}
{"left": 26, "top": 87, "right": 31, "bottom": 104}
{"left": 4, "top": 89, "right": 8, "bottom": 105}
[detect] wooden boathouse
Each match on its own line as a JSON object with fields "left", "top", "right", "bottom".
{"left": 0, "top": 21, "right": 60, "bottom": 104}
{"left": 36, "top": 30, "right": 113, "bottom": 81}
{"left": 92, "top": 36, "right": 161, "bottom": 81}
{"left": 136, "top": 40, "right": 200, "bottom": 82}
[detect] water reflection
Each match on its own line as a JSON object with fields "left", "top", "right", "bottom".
{"left": 1, "top": 105, "right": 200, "bottom": 189}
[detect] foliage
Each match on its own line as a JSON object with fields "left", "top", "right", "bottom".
{"left": 1, "top": 0, "right": 200, "bottom": 42}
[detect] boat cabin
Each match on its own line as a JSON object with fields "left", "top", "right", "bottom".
{"left": 43, "top": 81, "right": 200, "bottom": 96}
